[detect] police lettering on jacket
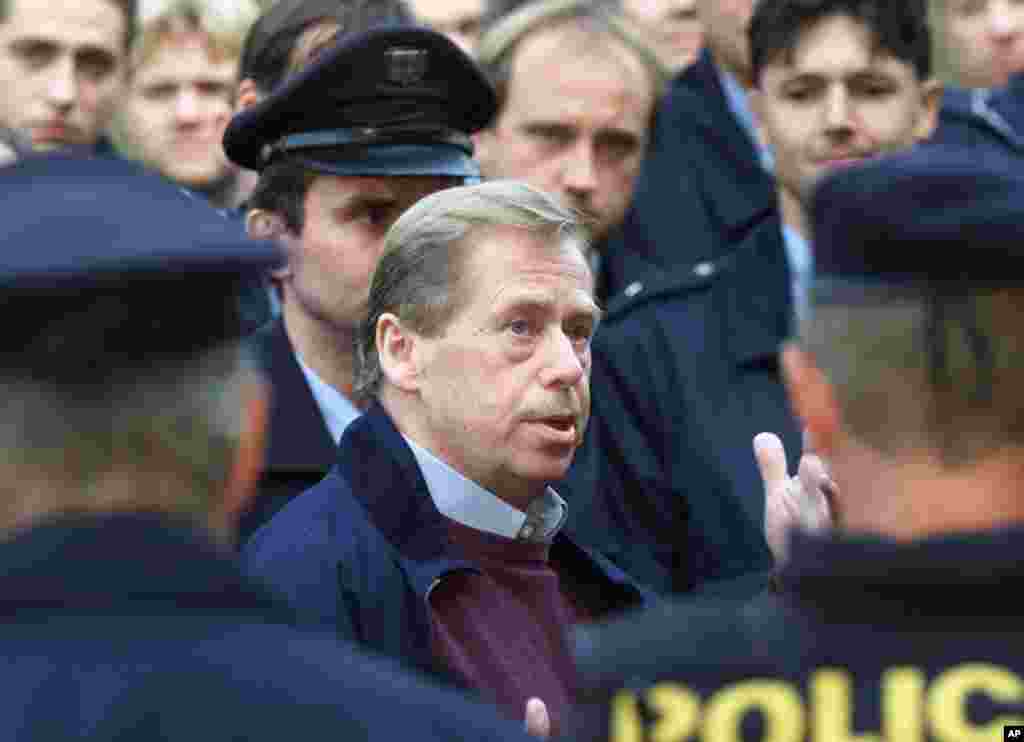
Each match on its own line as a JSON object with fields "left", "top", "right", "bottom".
{"left": 611, "top": 663, "right": 1024, "bottom": 742}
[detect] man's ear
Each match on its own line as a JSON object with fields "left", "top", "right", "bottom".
{"left": 246, "top": 209, "right": 292, "bottom": 281}
{"left": 781, "top": 342, "right": 841, "bottom": 459}
{"left": 376, "top": 313, "right": 423, "bottom": 394}
{"left": 914, "top": 78, "right": 945, "bottom": 141}
{"left": 234, "top": 78, "right": 261, "bottom": 114}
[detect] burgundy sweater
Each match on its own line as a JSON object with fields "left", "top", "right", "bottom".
{"left": 429, "top": 520, "right": 589, "bottom": 735}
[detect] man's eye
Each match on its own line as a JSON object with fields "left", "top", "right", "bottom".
{"left": 13, "top": 41, "right": 57, "bottom": 68}
{"left": 507, "top": 319, "right": 535, "bottom": 336}
{"left": 142, "top": 84, "right": 176, "bottom": 101}
{"left": 782, "top": 87, "right": 816, "bottom": 103}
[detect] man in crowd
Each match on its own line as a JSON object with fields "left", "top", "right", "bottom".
{"left": 563, "top": 0, "right": 941, "bottom": 595}
{"left": 0, "top": 154, "right": 534, "bottom": 742}
{"left": 113, "top": 0, "right": 259, "bottom": 209}
{"left": 601, "top": 0, "right": 768, "bottom": 296}
{"left": 0, "top": 0, "right": 131, "bottom": 152}
{"left": 244, "top": 180, "right": 647, "bottom": 736}
{"left": 234, "top": 0, "right": 413, "bottom": 129}
{"left": 474, "top": 0, "right": 666, "bottom": 303}
{"left": 224, "top": 27, "right": 493, "bottom": 541}
{"left": 934, "top": 0, "right": 1024, "bottom": 88}
{"left": 621, "top": 0, "right": 702, "bottom": 72}
{"left": 572, "top": 141, "right": 1024, "bottom": 742}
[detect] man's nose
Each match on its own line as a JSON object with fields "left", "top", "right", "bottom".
{"left": 989, "top": 0, "right": 1020, "bottom": 40}
{"left": 539, "top": 329, "right": 586, "bottom": 389}
{"left": 561, "top": 140, "right": 598, "bottom": 195}
{"left": 175, "top": 89, "right": 202, "bottom": 124}
{"left": 823, "top": 85, "right": 854, "bottom": 134}
{"left": 46, "top": 55, "right": 76, "bottom": 112}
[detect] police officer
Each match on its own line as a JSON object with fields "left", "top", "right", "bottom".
{"left": 570, "top": 143, "right": 1024, "bottom": 741}
{"left": 224, "top": 26, "right": 496, "bottom": 542}
{"left": 0, "top": 154, "right": 535, "bottom": 742}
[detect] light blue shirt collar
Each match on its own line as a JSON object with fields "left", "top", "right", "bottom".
{"left": 717, "top": 66, "right": 774, "bottom": 172}
{"left": 296, "top": 356, "right": 362, "bottom": 444}
{"left": 404, "top": 436, "right": 567, "bottom": 543}
{"left": 782, "top": 224, "right": 813, "bottom": 325}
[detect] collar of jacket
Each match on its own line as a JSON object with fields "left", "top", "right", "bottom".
{"left": 251, "top": 318, "right": 339, "bottom": 473}
{"left": 0, "top": 511, "right": 296, "bottom": 623}
{"left": 778, "top": 525, "right": 1024, "bottom": 624}
{"left": 336, "top": 403, "right": 646, "bottom": 606}
{"left": 669, "top": 50, "right": 775, "bottom": 237}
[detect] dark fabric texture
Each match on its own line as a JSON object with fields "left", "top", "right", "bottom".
{"left": 572, "top": 525, "right": 1024, "bottom": 741}
{"left": 602, "top": 50, "right": 776, "bottom": 300}
{"left": 562, "top": 212, "right": 799, "bottom": 596}
{"left": 430, "top": 522, "right": 583, "bottom": 734}
{"left": 0, "top": 512, "right": 534, "bottom": 742}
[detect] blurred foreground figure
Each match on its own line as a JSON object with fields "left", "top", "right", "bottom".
{"left": 571, "top": 142, "right": 1024, "bottom": 740}
{"left": 0, "top": 155, "right": 534, "bottom": 742}
{"left": 622, "top": 0, "right": 701, "bottom": 72}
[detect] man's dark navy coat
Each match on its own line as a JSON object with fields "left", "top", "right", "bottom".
{"left": 563, "top": 212, "right": 800, "bottom": 597}
{"left": 603, "top": 49, "right": 776, "bottom": 297}
{"left": 243, "top": 403, "right": 647, "bottom": 683}
{"left": 0, "top": 512, "right": 535, "bottom": 742}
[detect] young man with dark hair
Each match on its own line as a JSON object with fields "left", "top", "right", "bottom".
{"left": 563, "top": 0, "right": 940, "bottom": 597}
{"left": 0, "top": 0, "right": 134, "bottom": 152}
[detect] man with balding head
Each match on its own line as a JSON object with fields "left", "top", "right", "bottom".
{"left": 475, "top": 0, "right": 666, "bottom": 302}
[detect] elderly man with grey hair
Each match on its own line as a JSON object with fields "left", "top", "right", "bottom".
{"left": 244, "top": 179, "right": 647, "bottom": 738}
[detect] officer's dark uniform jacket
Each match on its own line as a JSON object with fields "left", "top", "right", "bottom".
{"left": 562, "top": 211, "right": 800, "bottom": 597}
{"left": 934, "top": 74, "right": 1024, "bottom": 155}
{"left": 572, "top": 526, "right": 1024, "bottom": 741}
{"left": 603, "top": 49, "right": 776, "bottom": 297}
{"left": 236, "top": 317, "right": 338, "bottom": 543}
{"left": 0, "top": 512, "right": 533, "bottom": 742}
{"left": 243, "top": 402, "right": 648, "bottom": 685}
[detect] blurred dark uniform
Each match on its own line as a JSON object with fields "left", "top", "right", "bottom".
{"left": 569, "top": 144, "right": 1024, "bottom": 741}
{"left": 0, "top": 155, "right": 533, "bottom": 742}
{"left": 225, "top": 27, "right": 494, "bottom": 542}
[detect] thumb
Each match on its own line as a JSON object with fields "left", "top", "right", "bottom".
{"left": 754, "top": 432, "right": 790, "bottom": 492}
{"left": 524, "top": 697, "right": 551, "bottom": 739}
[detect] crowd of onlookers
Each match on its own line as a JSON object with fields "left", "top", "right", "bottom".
{"left": 3, "top": 0, "right": 1024, "bottom": 739}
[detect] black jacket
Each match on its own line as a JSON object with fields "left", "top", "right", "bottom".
{"left": 0, "top": 512, "right": 534, "bottom": 742}
{"left": 573, "top": 525, "right": 1024, "bottom": 741}
{"left": 563, "top": 212, "right": 800, "bottom": 596}
{"left": 603, "top": 50, "right": 776, "bottom": 298}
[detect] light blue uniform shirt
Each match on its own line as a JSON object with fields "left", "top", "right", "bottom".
{"left": 296, "top": 356, "right": 362, "bottom": 444}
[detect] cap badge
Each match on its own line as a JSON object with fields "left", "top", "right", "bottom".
{"left": 385, "top": 47, "right": 428, "bottom": 86}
